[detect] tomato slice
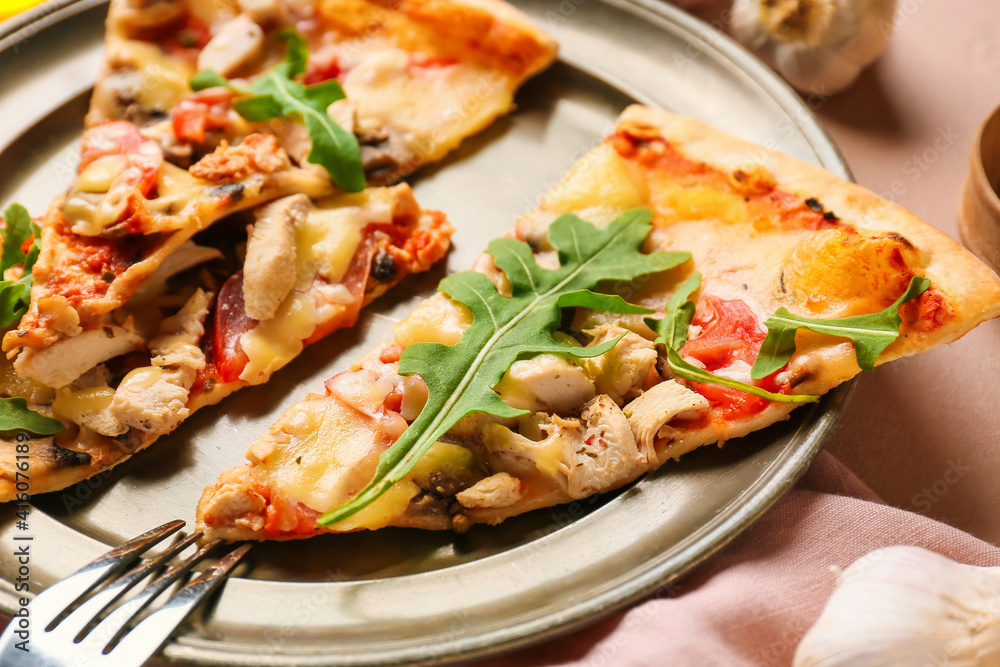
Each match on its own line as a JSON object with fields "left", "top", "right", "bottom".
{"left": 172, "top": 89, "right": 236, "bottom": 144}
{"left": 681, "top": 296, "right": 787, "bottom": 420}
{"left": 79, "top": 121, "right": 163, "bottom": 198}
{"left": 683, "top": 296, "right": 765, "bottom": 371}
{"left": 303, "top": 56, "right": 341, "bottom": 85}
{"left": 212, "top": 271, "right": 257, "bottom": 383}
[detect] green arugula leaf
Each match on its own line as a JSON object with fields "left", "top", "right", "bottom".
{"left": 657, "top": 272, "right": 701, "bottom": 350}
{"left": 646, "top": 272, "right": 819, "bottom": 405}
{"left": 189, "top": 69, "right": 230, "bottom": 91}
{"left": 317, "top": 209, "right": 690, "bottom": 527}
{"left": 555, "top": 290, "right": 654, "bottom": 315}
{"left": 1, "top": 203, "right": 32, "bottom": 273}
{"left": 0, "top": 397, "right": 63, "bottom": 435}
{"left": 190, "top": 30, "right": 364, "bottom": 193}
{"left": 750, "top": 276, "right": 931, "bottom": 379}
{"left": 0, "top": 205, "right": 41, "bottom": 328}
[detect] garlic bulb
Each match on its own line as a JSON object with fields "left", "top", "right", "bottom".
{"left": 794, "top": 546, "right": 1000, "bottom": 667}
{"left": 730, "top": 0, "right": 897, "bottom": 95}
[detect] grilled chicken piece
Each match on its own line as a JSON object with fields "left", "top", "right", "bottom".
{"left": 243, "top": 194, "right": 310, "bottom": 321}
{"left": 110, "top": 289, "right": 211, "bottom": 435}
{"left": 584, "top": 324, "right": 657, "bottom": 405}
{"left": 14, "top": 323, "right": 144, "bottom": 388}
{"left": 624, "top": 380, "right": 710, "bottom": 461}
{"left": 494, "top": 354, "right": 595, "bottom": 415}
{"left": 484, "top": 394, "right": 648, "bottom": 500}
{"left": 456, "top": 472, "right": 523, "bottom": 510}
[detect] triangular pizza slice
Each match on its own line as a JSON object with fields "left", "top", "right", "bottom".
{"left": 0, "top": 182, "right": 450, "bottom": 500}
{"left": 196, "top": 106, "right": 1000, "bottom": 541}
{"left": 88, "top": 0, "right": 557, "bottom": 184}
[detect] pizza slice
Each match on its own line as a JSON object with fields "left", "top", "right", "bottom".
{"left": 88, "top": 0, "right": 557, "bottom": 184}
{"left": 0, "top": 183, "right": 451, "bottom": 500}
{"left": 196, "top": 105, "right": 1000, "bottom": 541}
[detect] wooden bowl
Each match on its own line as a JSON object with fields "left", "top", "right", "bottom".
{"left": 959, "top": 104, "right": 1000, "bottom": 275}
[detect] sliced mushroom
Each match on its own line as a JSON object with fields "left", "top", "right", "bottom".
{"left": 197, "top": 14, "right": 265, "bottom": 78}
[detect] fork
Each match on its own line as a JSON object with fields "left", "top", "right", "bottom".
{"left": 0, "top": 520, "right": 250, "bottom": 666}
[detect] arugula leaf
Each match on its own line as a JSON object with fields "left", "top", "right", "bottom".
{"left": 0, "top": 204, "right": 41, "bottom": 328}
{"left": 190, "top": 30, "right": 364, "bottom": 193}
{"left": 646, "top": 272, "right": 820, "bottom": 405}
{"left": 1, "top": 203, "right": 32, "bottom": 273}
{"left": 658, "top": 272, "right": 701, "bottom": 350}
{"left": 751, "top": 276, "right": 930, "bottom": 379}
{"left": 555, "top": 290, "right": 654, "bottom": 315}
{"left": 0, "top": 398, "right": 63, "bottom": 435}
{"left": 189, "top": 69, "right": 230, "bottom": 91}
{"left": 317, "top": 209, "right": 690, "bottom": 526}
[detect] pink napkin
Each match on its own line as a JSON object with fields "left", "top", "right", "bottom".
{"left": 479, "top": 450, "right": 1000, "bottom": 666}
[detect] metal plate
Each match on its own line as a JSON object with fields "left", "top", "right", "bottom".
{"left": 0, "top": 0, "right": 853, "bottom": 664}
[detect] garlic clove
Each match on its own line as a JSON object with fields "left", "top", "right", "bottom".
{"left": 794, "top": 546, "right": 1000, "bottom": 667}
{"left": 730, "top": 0, "right": 897, "bottom": 95}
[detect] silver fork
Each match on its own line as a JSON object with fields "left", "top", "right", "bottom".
{"left": 0, "top": 520, "right": 250, "bottom": 667}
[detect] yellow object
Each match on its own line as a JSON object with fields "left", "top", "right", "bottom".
{"left": 0, "top": 0, "right": 46, "bottom": 23}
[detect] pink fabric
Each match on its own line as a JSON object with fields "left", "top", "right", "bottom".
{"left": 478, "top": 451, "right": 1000, "bottom": 666}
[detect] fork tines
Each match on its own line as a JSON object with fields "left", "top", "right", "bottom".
{"left": 0, "top": 520, "right": 250, "bottom": 667}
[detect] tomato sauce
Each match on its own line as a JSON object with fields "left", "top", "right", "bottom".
{"left": 172, "top": 89, "right": 237, "bottom": 144}
{"left": 609, "top": 130, "right": 841, "bottom": 233}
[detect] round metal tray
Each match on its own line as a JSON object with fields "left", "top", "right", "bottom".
{"left": 0, "top": 0, "right": 853, "bottom": 664}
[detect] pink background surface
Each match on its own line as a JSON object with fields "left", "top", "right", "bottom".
{"left": 784, "top": 0, "right": 1000, "bottom": 544}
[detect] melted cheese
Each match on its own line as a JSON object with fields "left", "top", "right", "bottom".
{"left": 107, "top": 40, "right": 193, "bottom": 115}
{"left": 0, "top": 356, "right": 54, "bottom": 405}
{"left": 326, "top": 479, "right": 419, "bottom": 532}
{"left": 408, "top": 441, "right": 476, "bottom": 486}
{"left": 541, "top": 144, "right": 648, "bottom": 221}
{"left": 296, "top": 205, "right": 364, "bottom": 286}
{"left": 52, "top": 386, "right": 115, "bottom": 422}
{"left": 239, "top": 292, "right": 318, "bottom": 385}
{"left": 783, "top": 228, "right": 920, "bottom": 318}
{"left": 649, "top": 182, "right": 747, "bottom": 226}
{"left": 258, "top": 395, "right": 416, "bottom": 531}
{"left": 77, "top": 157, "right": 127, "bottom": 193}
{"left": 343, "top": 48, "right": 513, "bottom": 163}
{"left": 393, "top": 293, "right": 473, "bottom": 347}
